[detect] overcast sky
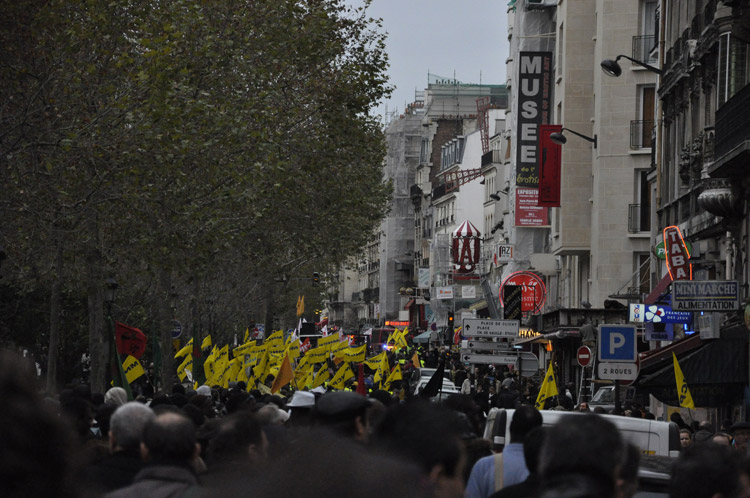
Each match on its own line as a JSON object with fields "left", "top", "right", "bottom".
{"left": 345, "top": 0, "right": 509, "bottom": 121}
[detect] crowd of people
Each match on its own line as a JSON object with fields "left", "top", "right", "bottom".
{"left": 3, "top": 347, "right": 750, "bottom": 498}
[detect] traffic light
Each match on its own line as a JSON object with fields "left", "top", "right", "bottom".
{"left": 312, "top": 272, "right": 320, "bottom": 286}
{"left": 447, "top": 311, "right": 454, "bottom": 328}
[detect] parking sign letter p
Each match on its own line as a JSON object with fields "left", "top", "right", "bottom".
{"left": 610, "top": 333, "right": 625, "bottom": 356}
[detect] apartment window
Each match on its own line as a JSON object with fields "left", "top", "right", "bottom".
{"left": 631, "top": 86, "right": 655, "bottom": 149}
{"left": 557, "top": 22, "right": 564, "bottom": 77}
{"left": 636, "top": 1, "right": 658, "bottom": 63}
{"left": 628, "top": 170, "right": 651, "bottom": 233}
{"left": 718, "top": 33, "right": 750, "bottom": 107}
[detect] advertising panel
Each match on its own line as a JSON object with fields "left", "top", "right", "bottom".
{"left": 514, "top": 188, "right": 549, "bottom": 227}
{"left": 538, "top": 124, "right": 562, "bottom": 207}
{"left": 515, "top": 52, "right": 552, "bottom": 187}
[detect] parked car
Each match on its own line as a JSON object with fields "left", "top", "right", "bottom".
{"left": 412, "top": 376, "right": 459, "bottom": 401}
{"left": 484, "top": 408, "right": 680, "bottom": 457}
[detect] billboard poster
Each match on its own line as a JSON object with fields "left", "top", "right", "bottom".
{"left": 538, "top": 124, "right": 562, "bottom": 207}
{"left": 514, "top": 188, "right": 549, "bottom": 227}
{"left": 515, "top": 51, "right": 552, "bottom": 187}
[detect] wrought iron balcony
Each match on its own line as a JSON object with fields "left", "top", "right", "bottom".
{"left": 632, "top": 35, "right": 658, "bottom": 64}
{"left": 630, "top": 120, "right": 655, "bottom": 149}
{"left": 628, "top": 204, "right": 651, "bottom": 233}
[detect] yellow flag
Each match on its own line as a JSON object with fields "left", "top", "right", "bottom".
{"left": 673, "top": 353, "right": 695, "bottom": 409}
{"left": 344, "top": 344, "right": 367, "bottom": 363}
{"left": 312, "top": 366, "right": 330, "bottom": 388}
{"left": 265, "top": 330, "right": 284, "bottom": 347}
{"left": 395, "top": 330, "right": 408, "bottom": 350}
{"left": 271, "top": 353, "right": 294, "bottom": 393}
{"left": 243, "top": 328, "right": 250, "bottom": 343}
{"left": 535, "top": 362, "right": 559, "bottom": 409}
{"left": 287, "top": 340, "right": 301, "bottom": 360}
{"left": 201, "top": 335, "right": 212, "bottom": 350}
{"left": 411, "top": 351, "right": 421, "bottom": 368}
{"left": 329, "top": 363, "right": 354, "bottom": 390}
{"left": 374, "top": 351, "right": 390, "bottom": 384}
{"left": 305, "top": 345, "right": 331, "bottom": 364}
{"left": 384, "top": 364, "right": 403, "bottom": 391}
{"left": 363, "top": 352, "right": 385, "bottom": 369}
{"left": 122, "top": 355, "right": 145, "bottom": 384}
{"left": 330, "top": 340, "right": 349, "bottom": 357}
{"left": 253, "top": 351, "right": 269, "bottom": 379}
{"left": 233, "top": 340, "right": 255, "bottom": 357}
{"left": 296, "top": 295, "right": 305, "bottom": 317}
{"left": 318, "top": 333, "right": 341, "bottom": 348}
{"left": 177, "top": 354, "right": 193, "bottom": 381}
{"left": 174, "top": 338, "right": 193, "bottom": 359}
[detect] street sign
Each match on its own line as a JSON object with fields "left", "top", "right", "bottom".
{"left": 462, "top": 340, "right": 512, "bottom": 351}
{"left": 462, "top": 319, "right": 520, "bottom": 338}
{"left": 502, "top": 285, "right": 522, "bottom": 320}
{"left": 576, "top": 346, "right": 592, "bottom": 367}
{"left": 461, "top": 352, "right": 518, "bottom": 365}
{"left": 598, "top": 325, "right": 637, "bottom": 362}
{"left": 672, "top": 280, "right": 739, "bottom": 311}
{"left": 597, "top": 362, "right": 639, "bottom": 381}
{"left": 171, "top": 320, "right": 182, "bottom": 339}
{"left": 517, "top": 351, "right": 539, "bottom": 377}
{"left": 629, "top": 303, "right": 692, "bottom": 324}
{"left": 497, "top": 244, "right": 514, "bottom": 262}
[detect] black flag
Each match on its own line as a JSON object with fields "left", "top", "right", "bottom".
{"left": 419, "top": 356, "right": 446, "bottom": 399}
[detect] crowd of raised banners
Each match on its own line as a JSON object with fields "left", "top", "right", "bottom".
{"left": 120, "top": 327, "right": 414, "bottom": 396}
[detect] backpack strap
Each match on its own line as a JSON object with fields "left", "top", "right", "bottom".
{"left": 493, "top": 452, "right": 504, "bottom": 492}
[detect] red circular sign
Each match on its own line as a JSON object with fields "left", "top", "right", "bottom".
{"left": 500, "top": 271, "right": 547, "bottom": 313}
{"left": 577, "top": 346, "right": 592, "bottom": 367}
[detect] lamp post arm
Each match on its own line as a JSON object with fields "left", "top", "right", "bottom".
{"left": 615, "top": 55, "right": 662, "bottom": 75}
{"left": 561, "top": 128, "right": 598, "bottom": 148}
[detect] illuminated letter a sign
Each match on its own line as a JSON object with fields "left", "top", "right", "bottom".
{"left": 663, "top": 226, "right": 692, "bottom": 281}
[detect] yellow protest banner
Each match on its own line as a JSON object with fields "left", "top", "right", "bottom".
{"left": 673, "top": 353, "right": 695, "bottom": 409}
{"left": 329, "top": 363, "right": 354, "bottom": 390}
{"left": 535, "top": 363, "right": 559, "bottom": 409}
{"left": 305, "top": 345, "right": 330, "bottom": 364}
{"left": 318, "top": 333, "right": 341, "bottom": 347}
{"left": 363, "top": 351, "right": 385, "bottom": 369}
{"left": 123, "top": 355, "right": 145, "bottom": 384}
{"left": 312, "top": 366, "right": 330, "bottom": 388}
{"left": 343, "top": 344, "right": 367, "bottom": 363}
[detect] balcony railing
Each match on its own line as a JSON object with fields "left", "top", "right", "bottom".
{"left": 715, "top": 83, "right": 750, "bottom": 160}
{"left": 630, "top": 120, "right": 655, "bottom": 149}
{"left": 632, "top": 35, "right": 658, "bottom": 64}
{"left": 628, "top": 203, "right": 651, "bottom": 233}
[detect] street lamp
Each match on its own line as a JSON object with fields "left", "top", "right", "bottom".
{"left": 104, "top": 277, "right": 118, "bottom": 314}
{"left": 550, "top": 128, "right": 598, "bottom": 148}
{"left": 601, "top": 55, "right": 662, "bottom": 77}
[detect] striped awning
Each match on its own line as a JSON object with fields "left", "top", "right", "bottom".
{"left": 452, "top": 220, "right": 481, "bottom": 238}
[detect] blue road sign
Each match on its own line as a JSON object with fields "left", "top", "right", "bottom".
{"left": 598, "top": 325, "right": 637, "bottom": 362}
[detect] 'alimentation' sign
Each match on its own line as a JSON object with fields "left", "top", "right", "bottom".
{"left": 672, "top": 280, "right": 739, "bottom": 311}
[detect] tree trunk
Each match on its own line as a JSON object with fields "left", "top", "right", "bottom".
{"left": 86, "top": 217, "right": 107, "bottom": 394}
{"left": 158, "top": 268, "right": 174, "bottom": 393}
{"left": 46, "top": 239, "right": 63, "bottom": 393}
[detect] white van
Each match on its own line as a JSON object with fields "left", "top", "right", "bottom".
{"left": 484, "top": 408, "right": 680, "bottom": 457}
{"left": 413, "top": 377, "right": 460, "bottom": 401}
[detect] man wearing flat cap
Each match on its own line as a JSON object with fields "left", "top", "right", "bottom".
{"left": 313, "top": 391, "right": 371, "bottom": 442}
{"left": 731, "top": 422, "right": 750, "bottom": 454}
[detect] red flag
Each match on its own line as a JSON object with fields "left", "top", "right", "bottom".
{"left": 115, "top": 322, "right": 147, "bottom": 359}
{"left": 299, "top": 337, "right": 312, "bottom": 353}
{"left": 453, "top": 327, "right": 463, "bottom": 345}
{"left": 356, "top": 363, "right": 367, "bottom": 396}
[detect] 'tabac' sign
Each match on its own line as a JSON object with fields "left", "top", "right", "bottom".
{"left": 663, "top": 226, "right": 692, "bottom": 281}
{"left": 598, "top": 325, "right": 637, "bottom": 362}
{"left": 500, "top": 271, "right": 546, "bottom": 313}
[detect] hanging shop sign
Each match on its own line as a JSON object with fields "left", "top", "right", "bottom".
{"left": 515, "top": 51, "right": 552, "bottom": 187}
{"left": 663, "top": 225, "right": 692, "bottom": 280}
{"left": 500, "top": 271, "right": 547, "bottom": 313}
{"left": 452, "top": 220, "right": 481, "bottom": 273}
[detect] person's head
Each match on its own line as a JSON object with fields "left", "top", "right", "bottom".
{"left": 680, "top": 428, "right": 693, "bottom": 448}
{"left": 372, "top": 399, "right": 466, "bottom": 498}
{"left": 523, "top": 426, "right": 548, "bottom": 474}
{"left": 207, "top": 412, "right": 266, "bottom": 466}
{"left": 0, "top": 350, "right": 80, "bottom": 498}
{"left": 713, "top": 432, "right": 733, "bottom": 446}
{"left": 509, "top": 405, "right": 543, "bottom": 443}
{"left": 141, "top": 412, "right": 199, "bottom": 465}
{"left": 669, "top": 442, "right": 747, "bottom": 498}
{"left": 732, "top": 423, "right": 750, "bottom": 453}
{"left": 109, "top": 401, "right": 155, "bottom": 452}
{"left": 578, "top": 402, "right": 590, "bottom": 412}
{"left": 104, "top": 387, "right": 128, "bottom": 407}
{"left": 538, "top": 413, "right": 626, "bottom": 498}
{"left": 313, "top": 391, "right": 371, "bottom": 441}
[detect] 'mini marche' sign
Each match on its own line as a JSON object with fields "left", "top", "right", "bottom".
{"left": 672, "top": 280, "right": 740, "bottom": 311}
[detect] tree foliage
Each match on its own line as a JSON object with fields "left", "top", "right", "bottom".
{"left": 0, "top": 0, "right": 391, "bottom": 391}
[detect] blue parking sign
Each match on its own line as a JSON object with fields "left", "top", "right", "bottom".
{"left": 598, "top": 325, "right": 637, "bottom": 362}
